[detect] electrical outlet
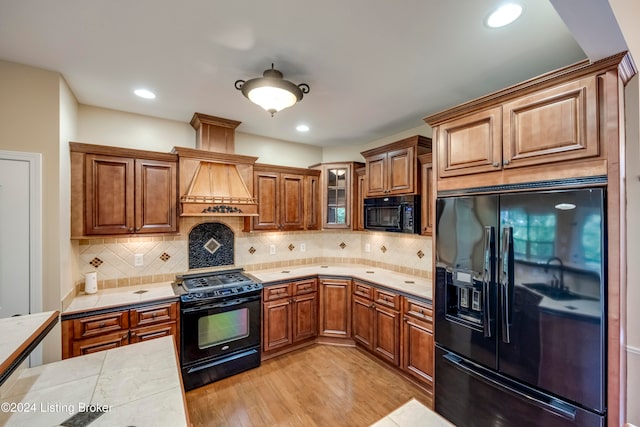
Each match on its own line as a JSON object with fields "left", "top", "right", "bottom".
{"left": 300, "top": 243, "right": 306, "bottom": 252}
{"left": 365, "top": 243, "right": 371, "bottom": 253}
{"left": 269, "top": 244, "right": 276, "bottom": 255}
{"left": 134, "top": 253, "right": 144, "bottom": 266}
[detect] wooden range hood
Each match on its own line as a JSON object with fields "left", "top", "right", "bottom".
{"left": 173, "top": 113, "right": 258, "bottom": 217}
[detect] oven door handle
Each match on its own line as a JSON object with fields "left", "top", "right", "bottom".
{"left": 181, "top": 296, "right": 259, "bottom": 313}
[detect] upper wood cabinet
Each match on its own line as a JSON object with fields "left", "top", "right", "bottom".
{"left": 361, "top": 136, "right": 432, "bottom": 197}
{"left": 246, "top": 164, "right": 321, "bottom": 232}
{"left": 71, "top": 143, "right": 177, "bottom": 238}
{"left": 418, "top": 153, "right": 433, "bottom": 236}
{"left": 425, "top": 54, "right": 635, "bottom": 192}
{"left": 311, "top": 162, "right": 364, "bottom": 230}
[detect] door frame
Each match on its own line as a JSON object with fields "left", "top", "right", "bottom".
{"left": 0, "top": 150, "right": 43, "bottom": 315}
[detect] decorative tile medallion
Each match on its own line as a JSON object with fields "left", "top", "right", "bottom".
{"left": 204, "top": 238, "right": 221, "bottom": 254}
{"left": 248, "top": 246, "right": 256, "bottom": 255}
{"left": 188, "top": 222, "right": 234, "bottom": 269}
{"left": 288, "top": 243, "right": 295, "bottom": 251}
{"left": 160, "top": 252, "right": 171, "bottom": 262}
{"left": 380, "top": 245, "right": 387, "bottom": 253}
{"left": 417, "top": 250, "right": 425, "bottom": 259}
{"left": 89, "top": 257, "right": 103, "bottom": 268}
{"left": 339, "top": 242, "right": 347, "bottom": 249}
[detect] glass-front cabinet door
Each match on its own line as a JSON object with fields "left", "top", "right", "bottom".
{"left": 327, "top": 167, "right": 348, "bottom": 225}
{"left": 318, "top": 162, "right": 364, "bottom": 229}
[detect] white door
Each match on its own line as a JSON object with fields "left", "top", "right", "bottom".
{"left": 0, "top": 152, "right": 41, "bottom": 320}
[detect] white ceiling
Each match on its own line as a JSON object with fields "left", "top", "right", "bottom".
{"left": 0, "top": 1, "right": 626, "bottom": 147}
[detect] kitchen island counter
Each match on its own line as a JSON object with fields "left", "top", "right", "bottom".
{"left": 0, "top": 336, "right": 188, "bottom": 427}
{"left": 248, "top": 263, "right": 432, "bottom": 301}
{"left": 0, "top": 311, "right": 59, "bottom": 388}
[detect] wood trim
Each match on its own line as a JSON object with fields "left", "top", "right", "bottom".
{"left": 170, "top": 336, "right": 191, "bottom": 427}
{"left": 254, "top": 163, "right": 321, "bottom": 176}
{"left": 424, "top": 52, "right": 634, "bottom": 126}
{"left": 69, "top": 142, "right": 176, "bottom": 162}
{"left": 172, "top": 146, "right": 257, "bottom": 164}
{"left": 602, "top": 68, "right": 627, "bottom": 427}
{"left": 360, "top": 135, "right": 432, "bottom": 158}
{"left": 189, "top": 112, "right": 241, "bottom": 130}
{"left": 1, "top": 311, "right": 59, "bottom": 385}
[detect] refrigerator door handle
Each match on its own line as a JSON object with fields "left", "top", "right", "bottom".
{"left": 500, "top": 226, "right": 513, "bottom": 344}
{"left": 442, "top": 352, "right": 577, "bottom": 421}
{"left": 482, "top": 226, "right": 494, "bottom": 338}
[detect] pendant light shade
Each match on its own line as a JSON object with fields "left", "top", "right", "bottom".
{"left": 235, "top": 64, "right": 309, "bottom": 116}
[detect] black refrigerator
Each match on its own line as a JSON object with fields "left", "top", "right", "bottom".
{"left": 434, "top": 188, "right": 606, "bottom": 427}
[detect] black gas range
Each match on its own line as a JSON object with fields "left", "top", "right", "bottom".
{"left": 175, "top": 268, "right": 263, "bottom": 305}
{"left": 173, "top": 268, "right": 263, "bottom": 391}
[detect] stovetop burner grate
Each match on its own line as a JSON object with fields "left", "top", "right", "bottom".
{"left": 176, "top": 268, "right": 262, "bottom": 303}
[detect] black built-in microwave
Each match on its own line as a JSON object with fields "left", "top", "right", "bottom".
{"left": 364, "top": 195, "right": 420, "bottom": 233}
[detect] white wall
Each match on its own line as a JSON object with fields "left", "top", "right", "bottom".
{"left": 322, "top": 123, "right": 432, "bottom": 163}
{"left": 609, "top": 1, "right": 640, "bottom": 424}
{"left": 77, "top": 105, "right": 194, "bottom": 152}
{"left": 235, "top": 132, "right": 322, "bottom": 167}
{"left": 0, "top": 60, "right": 62, "bottom": 363}
{"left": 59, "top": 78, "right": 78, "bottom": 304}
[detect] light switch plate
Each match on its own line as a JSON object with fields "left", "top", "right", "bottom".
{"left": 269, "top": 244, "right": 276, "bottom": 255}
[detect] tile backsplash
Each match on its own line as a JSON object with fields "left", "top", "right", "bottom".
{"left": 75, "top": 217, "right": 432, "bottom": 291}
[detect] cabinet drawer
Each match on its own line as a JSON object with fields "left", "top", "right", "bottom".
{"left": 374, "top": 289, "right": 400, "bottom": 310}
{"left": 404, "top": 299, "right": 433, "bottom": 328}
{"left": 293, "top": 279, "right": 317, "bottom": 295}
{"left": 71, "top": 331, "right": 130, "bottom": 356}
{"left": 72, "top": 311, "right": 129, "bottom": 339}
{"left": 353, "top": 281, "right": 373, "bottom": 299}
{"left": 130, "top": 303, "right": 177, "bottom": 328}
{"left": 130, "top": 322, "right": 177, "bottom": 344}
{"left": 264, "top": 284, "right": 292, "bottom": 301}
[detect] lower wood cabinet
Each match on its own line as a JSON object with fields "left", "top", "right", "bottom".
{"left": 352, "top": 281, "right": 433, "bottom": 391}
{"left": 401, "top": 298, "right": 434, "bottom": 391}
{"left": 262, "top": 276, "right": 433, "bottom": 393}
{"left": 352, "top": 282, "right": 401, "bottom": 366}
{"left": 62, "top": 301, "right": 179, "bottom": 359}
{"left": 319, "top": 278, "right": 351, "bottom": 338}
{"left": 262, "top": 279, "right": 318, "bottom": 354}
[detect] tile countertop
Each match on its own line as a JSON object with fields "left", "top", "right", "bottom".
{"left": 370, "top": 398, "right": 455, "bottom": 427}
{"left": 63, "top": 281, "right": 177, "bottom": 315}
{"left": 247, "top": 264, "right": 432, "bottom": 301}
{"left": 0, "top": 336, "right": 188, "bottom": 427}
{"left": 0, "top": 311, "right": 58, "bottom": 385}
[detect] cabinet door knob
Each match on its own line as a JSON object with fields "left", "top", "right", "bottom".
{"left": 503, "top": 160, "right": 510, "bottom": 166}
{"left": 492, "top": 162, "right": 500, "bottom": 167}
{"left": 130, "top": 331, "right": 136, "bottom": 337}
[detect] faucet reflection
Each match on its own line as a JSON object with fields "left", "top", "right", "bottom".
{"left": 545, "top": 256, "right": 564, "bottom": 290}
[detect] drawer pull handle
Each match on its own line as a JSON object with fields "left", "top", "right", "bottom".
{"left": 99, "top": 322, "right": 106, "bottom": 328}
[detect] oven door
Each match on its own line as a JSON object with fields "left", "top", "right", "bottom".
{"left": 181, "top": 294, "right": 261, "bottom": 366}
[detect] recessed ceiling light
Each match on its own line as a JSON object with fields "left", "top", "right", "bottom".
{"left": 134, "top": 89, "right": 156, "bottom": 99}
{"left": 486, "top": 3, "right": 523, "bottom": 28}
{"left": 296, "top": 124, "right": 310, "bottom": 132}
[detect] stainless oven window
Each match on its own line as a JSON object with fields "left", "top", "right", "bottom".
{"left": 197, "top": 307, "right": 250, "bottom": 349}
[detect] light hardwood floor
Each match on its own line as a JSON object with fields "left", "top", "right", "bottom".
{"left": 186, "top": 344, "right": 433, "bottom": 427}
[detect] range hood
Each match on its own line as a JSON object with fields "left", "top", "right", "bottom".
{"left": 173, "top": 113, "right": 258, "bottom": 217}
{"left": 174, "top": 147, "right": 258, "bottom": 216}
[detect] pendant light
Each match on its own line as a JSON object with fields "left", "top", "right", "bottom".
{"left": 235, "top": 64, "right": 310, "bottom": 116}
